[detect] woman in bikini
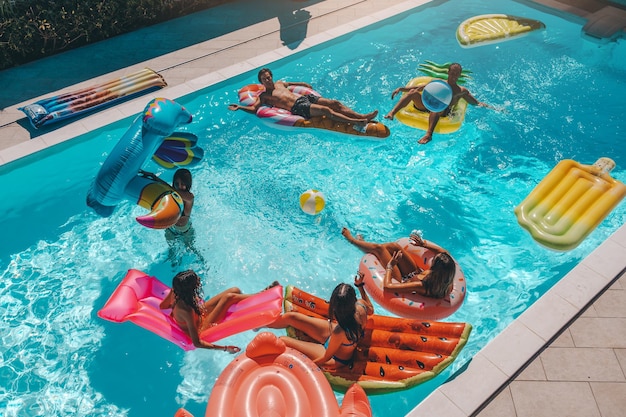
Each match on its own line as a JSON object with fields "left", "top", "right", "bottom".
{"left": 159, "top": 270, "right": 277, "bottom": 353}
{"left": 168, "top": 168, "right": 194, "bottom": 235}
{"left": 268, "top": 280, "right": 373, "bottom": 367}
{"left": 342, "top": 227, "right": 455, "bottom": 299}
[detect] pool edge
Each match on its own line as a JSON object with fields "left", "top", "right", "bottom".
{"left": 406, "top": 225, "right": 626, "bottom": 417}
{"left": 1, "top": 1, "right": 625, "bottom": 416}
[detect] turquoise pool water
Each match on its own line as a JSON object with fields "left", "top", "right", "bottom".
{"left": 1, "top": 0, "right": 626, "bottom": 416}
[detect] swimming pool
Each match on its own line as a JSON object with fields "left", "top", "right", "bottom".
{"left": 1, "top": 0, "right": 626, "bottom": 416}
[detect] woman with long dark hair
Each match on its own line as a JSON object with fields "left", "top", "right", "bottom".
{"left": 342, "top": 227, "right": 455, "bottom": 299}
{"left": 269, "top": 280, "right": 373, "bottom": 367}
{"left": 160, "top": 270, "right": 277, "bottom": 352}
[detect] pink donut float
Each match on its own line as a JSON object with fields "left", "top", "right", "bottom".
{"left": 358, "top": 237, "right": 466, "bottom": 319}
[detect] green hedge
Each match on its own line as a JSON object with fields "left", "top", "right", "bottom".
{"left": 0, "top": 0, "right": 229, "bottom": 70}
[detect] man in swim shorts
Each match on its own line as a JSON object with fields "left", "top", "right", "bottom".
{"left": 228, "top": 68, "right": 378, "bottom": 126}
{"left": 290, "top": 94, "right": 320, "bottom": 119}
{"left": 384, "top": 63, "right": 496, "bottom": 144}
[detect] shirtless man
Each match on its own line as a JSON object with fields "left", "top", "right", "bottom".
{"left": 228, "top": 68, "right": 378, "bottom": 125}
{"left": 384, "top": 63, "right": 495, "bottom": 144}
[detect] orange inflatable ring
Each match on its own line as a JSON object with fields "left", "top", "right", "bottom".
{"left": 284, "top": 286, "right": 472, "bottom": 394}
{"left": 358, "top": 237, "right": 466, "bottom": 320}
{"left": 203, "top": 332, "right": 373, "bottom": 417}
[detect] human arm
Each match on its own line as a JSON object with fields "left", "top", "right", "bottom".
{"left": 391, "top": 84, "right": 425, "bottom": 99}
{"left": 180, "top": 193, "right": 194, "bottom": 218}
{"left": 159, "top": 289, "right": 174, "bottom": 310}
{"left": 228, "top": 96, "right": 262, "bottom": 114}
{"left": 382, "top": 251, "right": 428, "bottom": 294}
{"left": 353, "top": 274, "right": 374, "bottom": 315}
{"left": 170, "top": 300, "right": 240, "bottom": 353}
{"left": 284, "top": 81, "right": 313, "bottom": 89}
{"left": 187, "top": 316, "right": 240, "bottom": 353}
{"left": 460, "top": 88, "right": 498, "bottom": 110}
{"left": 410, "top": 234, "right": 449, "bottom": 255}
{"left": 139, "top": 170, "right": 169, "bottom": 186}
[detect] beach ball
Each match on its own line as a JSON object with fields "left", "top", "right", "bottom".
{"left": 299, "top": 189, "right": 325, "bottom": 215}
{"left": 422, "top": 80, "right": 453, "bottom": 112}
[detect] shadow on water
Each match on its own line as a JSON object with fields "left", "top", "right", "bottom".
{"left": 89, "top": 271, "right": 187, "bottom": 417}
{"left": 0, "top": 0, "right": 323, "bottom": 109}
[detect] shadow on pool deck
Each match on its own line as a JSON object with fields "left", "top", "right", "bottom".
{"left": 0, "top": 0, "right": 321, "bottom": 110}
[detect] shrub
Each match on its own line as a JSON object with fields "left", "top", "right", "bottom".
{"left": 0, "top": 0, "right": 229, "bottom": 70}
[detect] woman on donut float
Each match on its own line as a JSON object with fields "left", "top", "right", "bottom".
{"left": 228, "top": 68, "right": 378, "bottom": 128}
{"left": 342, "top": 228, "right": 454, "bottom": 298}
{"left": 268, "top": 281, "right": 374, "bottom": 367}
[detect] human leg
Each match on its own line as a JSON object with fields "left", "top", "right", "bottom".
{"left": 418, "top": 111, "right": 442, "bottom": 144}
{"left": 268, "top": 311, "right": 331, "bottom": 344}
{"left": 280, "top": 336, "right": 327, "bottom": 361}
{"left": 309, "top": 104, "right": 368, "bottom": 124}
{"left": 201, "top": 287, "right": 251, "bottom": 325}
{"left": 316, "top": 97, "right": 377, "bottom": 121}
{"left": 342, "top": 227, "right": 419, "bottom": 275}
{"left": 384, "top": 89, "right": 421, "bottom": 120}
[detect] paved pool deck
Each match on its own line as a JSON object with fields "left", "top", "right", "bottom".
{"left": 0, "top": 1, "right": 625, "bottom": 416}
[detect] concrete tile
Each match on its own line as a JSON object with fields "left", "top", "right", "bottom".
{"left": 583, "top": 239, "right": 626, "bottom": 280}
{"left": 541, "top": 347, "right": 625, "bottom": 381}
{"left": 615, "top": 348, "right": 626, "bottom": 375}
{"left": 0, "top": 139, "right": 48, "bottom": 165}
{"left": 475, "top": 387, "right": 517, "bottom": 417}
{"left": 590, "top": 382, "right": 626, "bottom": 417}
{"left": 518, "top": 290, "right": 578, "bottom": 341}
{"left": 608, "top": 277, "right": 623, "bottom": 290}
{"left": 437, "top": 353, "right": 510, "bottom": 416}
{"left": 550, "top": 263, "right": 611, "bottom": 310}
{"left": 510, "top": 381, "right": 601, "bottom": 417}
{"left": 480, "top": 321, "right": 546, "bottom": 376}
{"left": 405, "top": 389, "right": 466, "bottom": 417}
{"left": 549, "top": 328, "right": 575, "bottom": 347}
{"left": 41, "top": 124, "right": 89, "bottom": 148}
{"left": 569, "top": 317, "right": 626, "bottom": 348}
{"left": 245, "top": 51, "right": 290, "bottom": 69}
{"left": 581, "top": 303, "right": 599, "bottom": 317}
{"left": 593, "top": 289, "right": 626, "bottom": 317}
{"left": 516, "top": 358, "right": 546, "bottom": 381}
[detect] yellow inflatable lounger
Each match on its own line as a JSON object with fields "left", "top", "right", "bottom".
{"left": 515, "top": 158, "right": 626, "bottom": 251}
{"left": 457, "top": 14, "right": 545, "bottom": 48}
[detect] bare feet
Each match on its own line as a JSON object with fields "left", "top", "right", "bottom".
{"left": 365, "top": 110, "right": 378, "bottom": 121}
{"left": 384, "top": 112, "right": 394, "bottom": 120}
{"left": 341, "top": 227, "right": 355, "bottom": 242}
{"left": 341, "top": 227, "right": 363, "bottom": 243}
{"left": 418, "top": 133, "right": 433, "bottom": 144}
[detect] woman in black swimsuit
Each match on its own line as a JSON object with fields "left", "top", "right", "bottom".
{"left": 268, "top": 281, "right": 373, "bottom": 367}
